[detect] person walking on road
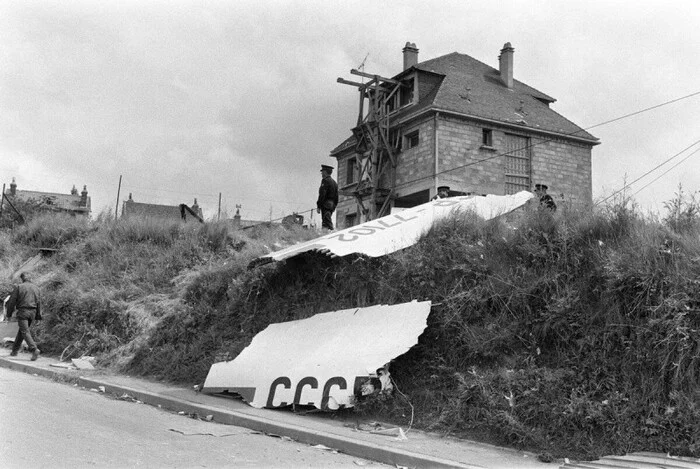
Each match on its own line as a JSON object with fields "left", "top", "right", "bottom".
{"left": 6, "top": 272, "right": 42, "bottom": 361}
{"left": 316, "top": 164, "right": 338, "bottom": 230}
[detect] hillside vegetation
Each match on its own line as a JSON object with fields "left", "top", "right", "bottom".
{"left": 1, "top": 196, "right": 699, "bottom": 460}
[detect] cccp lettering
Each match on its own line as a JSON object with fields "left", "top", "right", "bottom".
{"left": 266, "top": 376, "right": 292, "bottom": 408}
{"left": 292, "top": 377, "right": 319, "bottom": 406}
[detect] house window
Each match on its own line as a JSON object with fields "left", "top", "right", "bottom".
{"left": 346, "top": 157, "right": 356, "bottom": 185}
{"left": 482, "top": 129, "right": 493, "bottom": 147}
{"left": 399, "top": 79, "right": 414, "bottom": 107}
{"left": 405, "top": 130, "right": 419, "bottom": 149}
{"left": 345, "top": 213, "right": 358, "bottom": 228}
{"left": 503, "top": 133, "right": 531, "bottom": 194}
{"left": 385, "top": 78, "right": 415, "bottom": 114}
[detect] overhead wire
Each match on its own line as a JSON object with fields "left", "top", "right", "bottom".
{"left": 632, "top": 146, "right": 700, "bottom": 198}
{"left": 391, "top": 89, "right": 700, "bottom": 192}
{"left": 595, "top": 138, "right": 700, "bottom": 205}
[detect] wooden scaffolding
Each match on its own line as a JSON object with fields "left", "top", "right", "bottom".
{"left": 337, "top": 69, "right": 404, "bottom": 221}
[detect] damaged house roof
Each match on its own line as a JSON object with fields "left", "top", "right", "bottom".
{"left": 332, "top": 48, "right": 597, "bottom": 155}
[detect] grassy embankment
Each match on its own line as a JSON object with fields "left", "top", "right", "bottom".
{"left": 0, "top": 198, "right": 698, "bottom": 460}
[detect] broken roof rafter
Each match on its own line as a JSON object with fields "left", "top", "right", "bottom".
{"left": 350, "top": 68, "right": 401, "bottom": 85}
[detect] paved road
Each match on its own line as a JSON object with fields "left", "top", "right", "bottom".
{"left": 0, "top": 367, "right": 385, "bottom": 468}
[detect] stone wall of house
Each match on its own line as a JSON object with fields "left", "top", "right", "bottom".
{"left": 394, "top": 118, "right": 435, "bottom": 191}
{"left": 332, "top": 114, "right": 593, "bottom": 229}
{"left": 436, "top": 116, "right": 505, "bottom": 195}
{"left": 530, "top": 137, "right": 592, "bottom": 205}
{"left": 436, "top": 115, "right": 593, "bottom": 204}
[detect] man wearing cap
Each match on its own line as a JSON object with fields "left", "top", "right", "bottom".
{"left": 317, "top": 165, "right": 339, "bottom": 230}
{"left": 6, "top": 272, "right": 42, "bottom": 361}
{"left": 431, "top": 186, "right": 450, "bottom": 200}
{"left": 534, "top": 184, "right": 556, "bottom": 212}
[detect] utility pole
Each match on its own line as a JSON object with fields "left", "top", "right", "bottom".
{"left": 217, "top": 192, "right": 222, "bottom": 221}
{"left": 115, "top": 175, "right": 122, "bottom": 220}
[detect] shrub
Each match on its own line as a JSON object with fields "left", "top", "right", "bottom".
{"left": 12, "top": 213, "right": 92, "bottom": 248}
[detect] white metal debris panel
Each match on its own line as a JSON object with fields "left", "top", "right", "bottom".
{"left": 201, "top": 300, "right": 432, "bottom": 410}
{"left": 254, "top": 191, "right": 533, "bottom": 266}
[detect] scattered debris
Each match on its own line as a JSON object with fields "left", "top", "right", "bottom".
{"left": 71, "top": 358, "right": 95, "bottom": 370}
{"left": 98, "top": 386, "right": 106, "bottom": 393}
{"left": 50, "top": 362, "right": 77, "bottom": 369}
{"left": 312, "top": 444, "right": 338, "bottom": 454}
{"left": 115, "top": 393, "right": 139, "bottom": 403}
{"left": 168, "top": 428, "right": 242, "bottom": 437}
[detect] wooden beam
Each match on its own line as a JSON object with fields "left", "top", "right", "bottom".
{"left": 337, "top": 77, "right": 366, "bottom": 88}
{"left": 350, "top": 69, "right": 400, "bottom": 85}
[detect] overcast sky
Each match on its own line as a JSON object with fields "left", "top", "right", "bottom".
{"left": 1, "top": 0, "right": 699, "bottom": 223}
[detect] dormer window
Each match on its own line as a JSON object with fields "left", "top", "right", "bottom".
{"left": 385, "top": 77, "right": 415, "bottom": 114}
{"left": 346, "top": 157, "right": 357, "bottom": 185}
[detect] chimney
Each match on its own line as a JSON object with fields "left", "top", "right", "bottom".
{"left": 402, "top": 42, "right": 419, "bottom": 70}
{"left": 9, "top": 177, "right": 16, "bottom": 195}
{"left": 498, "top": 42, "right": 514, "bottom": 89}
{"left": 80, "top": 185, "right": 88, "bottom": 207}
{"left": 71, "top": 185, "right": 78, "bottom": 195}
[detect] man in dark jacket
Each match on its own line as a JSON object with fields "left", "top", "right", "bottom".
{"left": 6, "top": 272, "right": 42, "bottom": 361}
{"left": 316, "top": 165, "right": 339, "bottom": 230}
{"left": 534, "top": 184, "right": 557, "bottom": 212}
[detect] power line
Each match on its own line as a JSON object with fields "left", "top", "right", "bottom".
{"left": 585, "top": 90, "right": 700, "bottom": 132}
{"left": 632, "top": 146, "right": 700, "bottom": 198}
{"left": 596, "top": 138, "right": 700, "bottom": 205}
{"left": 392, "top": 89, "right": 700, "bottom": 193}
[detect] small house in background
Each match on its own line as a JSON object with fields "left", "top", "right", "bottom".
{"left": 228, "top": 205, "right": 269, "bottom": 230}
{"left": 1, "top": 177, "right": 91, "bottom": 218}
{"left": 121, "top": 193, "right": 204, "bottom": 223}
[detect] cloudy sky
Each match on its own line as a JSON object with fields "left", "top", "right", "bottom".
{"left": 1, "top": 0, "right": 699, "bottom": 223}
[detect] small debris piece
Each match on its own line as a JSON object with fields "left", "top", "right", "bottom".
{"left": 168, "top": 429, "right": 241, "bottom": 437}
{"left": 50, "top": 362, "right": 77, "bottom": 369}
{"left": 71, "top": 358, "right": 95, "bottom": 370}
{"left": 116, "top": 393, "right": 138, "bottom": 402}
{"left": 98, "top": 386, "right": 106, "bottom": 393}
{"left": 369, "top": 427, "right": 406, "bottom": 438}
{"left": 204, "top": 415, "right": 214, "bottom": 421}
{"left": 312, "top": 444, "right": 333, "bottom": 451}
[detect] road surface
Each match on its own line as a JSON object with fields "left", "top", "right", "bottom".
{"left": 0, "top": 367, "right": 385, "bottom": 468}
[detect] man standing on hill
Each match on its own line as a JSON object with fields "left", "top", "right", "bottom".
{"left": 6, "top": 272, "right": 42, "bottom": 361}
{"left": 316, "top": 165, "right": 338, "bottom": 230}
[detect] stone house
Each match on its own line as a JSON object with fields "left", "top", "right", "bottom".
{"left": 331, "top": 42, "right": 599, "bottom": 229}
{"left": 121, "top": 193, "right": 203, "bottom": 223}
{"left": 1, "top": 177, "right": 91, "bottom": 218}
